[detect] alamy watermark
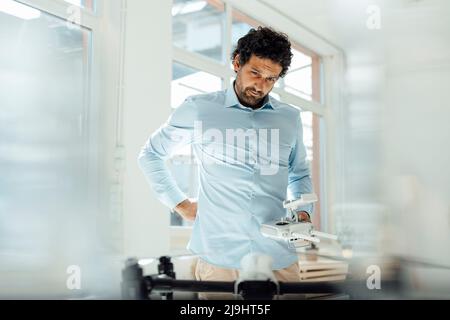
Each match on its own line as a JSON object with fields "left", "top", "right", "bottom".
{"left": 66, "top": 265, "right": 81, "bottom": 290}
{"left": 171, "top": 121, "right": 281, "bottom": 176}
{"left": 366, "top": 265, "right": 381, "bottom": 290}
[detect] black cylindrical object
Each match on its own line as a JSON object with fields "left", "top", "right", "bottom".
{"left": 121, "top": 258, "right": 148, "bottom": 300}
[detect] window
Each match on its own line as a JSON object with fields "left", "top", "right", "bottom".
{"left": 172, "top": 0, "right": 225, "bottom": 63}
{"left": 170, "top": 0, "right": 325, "bottom": 229}
{"left": 284, "top": 48, "right": 313, "bottom": 100}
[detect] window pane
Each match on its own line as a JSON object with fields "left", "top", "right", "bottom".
{"left": 285, "top": 65, "right": 312, "bottom": 99}
{"left": 0, "top": 2, "right": 93, "bottom": 284}
{"left": 290, "top": 48, "right": 312, "bottom": 70}
{"left": 300, "top": 111, "right": 314, "bottom": 162}
{"left": 231, "top": 9, "right": 259, "bottom": 47}
{"left": 283, "top": 48, "right": 313, "bottom": 100}
{"left": 295, "top": 110, "right": 323, "bottom": 227}
{"left": 172, "top": 61, "right": 222, "bottom": 109}
{"left": 64, "top": 0, "right": 95, "bottom": 11}
{"left": 269, "top": 91, "right": 280, "bottom": 100}
{"left": 172, "top": 0, "right": 225, "bottom": 62}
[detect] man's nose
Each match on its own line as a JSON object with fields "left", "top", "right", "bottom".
{"left": 254, "top": 78, "right": 265, "bottom": 91}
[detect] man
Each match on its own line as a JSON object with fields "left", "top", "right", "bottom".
{"left": 138, "top": 27, "right": 314, "bottom": 295}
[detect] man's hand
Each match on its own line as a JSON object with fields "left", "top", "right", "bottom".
{"left": 174, "top": 198, "right": 198, "bottom": 221}
{"left": 297, "top": 211, "right": 311, "bottom": 222}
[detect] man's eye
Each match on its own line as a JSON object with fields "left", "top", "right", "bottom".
{"left": 251, "top": 71, "right": 258, "bottom": 75}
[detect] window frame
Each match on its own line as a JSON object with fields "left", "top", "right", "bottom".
{"left": 18, "top": 0, "right": 102, "bottom": 29}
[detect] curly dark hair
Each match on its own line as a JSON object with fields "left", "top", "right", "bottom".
{"left": 231, "top": 26, "right": 293, "bottom": 78}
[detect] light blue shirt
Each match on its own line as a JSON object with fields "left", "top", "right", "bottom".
{"left": 138, "top": 87, "right": 313, "bottom": 269}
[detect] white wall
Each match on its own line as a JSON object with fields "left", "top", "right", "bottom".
{"left": 121, "top": 0, "right": 172, "bottom": 259}
{"left": 325, "top": 0, "right": 450, "bottom": 267}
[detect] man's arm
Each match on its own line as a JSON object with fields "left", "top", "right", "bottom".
{"left": 137, "top": 97, "right": 198, "bottom": 219}
{"left": 287, "top": 114, "right": 314, "bottom": 219}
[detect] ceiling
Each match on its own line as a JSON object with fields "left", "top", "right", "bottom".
{"left": 259, "top": 0, "right": 450, "bottom": 65}
{"left": 259, "top": 0, "right": 449, "bottom": 40}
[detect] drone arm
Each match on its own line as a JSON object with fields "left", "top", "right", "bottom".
{"left": 146, "top": 276, "right": 235, "bottom": 294}
{"left": 147, "top": 278, "right": 353, "bottom": 297}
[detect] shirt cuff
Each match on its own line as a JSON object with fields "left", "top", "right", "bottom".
{"left": 160, "top": 187, "right": 188, "bottom": 210}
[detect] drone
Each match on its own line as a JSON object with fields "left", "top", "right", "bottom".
{"left": 120, "top": 194, "right": 347, "bottom": 300}
{"left": 120, "top": 194, "right": 450, "bottom": 300}
{"left": 260, "top": 193, "right": 338, "bottom": 248}
{"left": 121, "top": 253, "right": 361, "bottom": 300}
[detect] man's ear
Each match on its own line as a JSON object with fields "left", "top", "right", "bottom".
{"left": 233, "top": 54, "right": 240, "bottom": 73}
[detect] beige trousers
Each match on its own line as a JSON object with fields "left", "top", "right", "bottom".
{"left": 193, "top": 258, "right": 301, "bottom": 300}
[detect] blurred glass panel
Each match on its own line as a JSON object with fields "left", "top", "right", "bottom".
{"left": 0, "top": 3, "right": 93, "bottom": 297}
{"left": 172, "top": 0, "right": 225, "bottom": 62}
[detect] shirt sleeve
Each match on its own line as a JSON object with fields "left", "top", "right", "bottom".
{"left": 287, "top": 113, "right": 314, "bottom": 215}
{"left": 137, "top": 97, "right": 197, "bottom": 210}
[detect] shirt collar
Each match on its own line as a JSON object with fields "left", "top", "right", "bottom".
{"left": 225, "top": 83, "right": 276, "bottom": 110}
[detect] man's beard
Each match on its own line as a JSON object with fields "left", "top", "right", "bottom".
{"left": 235, "top": 82, "right": 264, "bottom": 106}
